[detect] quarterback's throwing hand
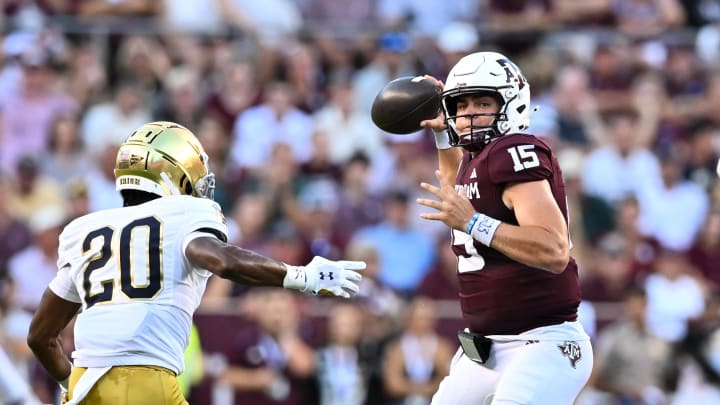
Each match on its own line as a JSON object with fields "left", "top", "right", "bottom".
{"left": 417, "top": 170, "right": 477, "bottom": 231}
{"left": 296, "top": 256, "right": 365, "bottom": 298}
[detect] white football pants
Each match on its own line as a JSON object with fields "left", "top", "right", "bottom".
{"left": 431, "top": 323, "right": 593, "bottom": 405}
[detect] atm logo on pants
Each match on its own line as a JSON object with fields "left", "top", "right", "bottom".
{"left": 558, "top": 341, "right": 582, "bottom": 368}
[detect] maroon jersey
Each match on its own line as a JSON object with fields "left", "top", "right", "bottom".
{"left": 452, "top": 134, "right": 580, "bottom": 335}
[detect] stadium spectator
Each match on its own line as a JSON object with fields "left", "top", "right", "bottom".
{"left": 62, "top": 42, "right": 107, "bottom": 109}
{"left": 582, "top": 110, "right": 662, "bottom": 206}
{"left": 354, "top": 189, "right": 436, "bottom": 295}
{"left": 158, "top": 0, "right": 224, "bottom": 35}
{"left": 202, "top": 192, "right": 273, "bottom": 308}
{"left": 8, "top": 206, "right": 66, "bottom": 311}
{"left": 687, "top": 210, "right": 720, "bottom": 290}
{"left": 6, "top": 156, "right": 66, "bottom": 222}
{"left": 683, "top": 119, "right": 720, "bottom": 191}
{"left": 204, "top": 58, "right": 260, "bottom": 133}
{"left": 80, "top": 80, "right": 150, "bottom": 158}
{"left": 0, "top": 47, "right": 77, "bottom": 174}
{"left": 114, "top": 35, "right": 170, "bottom": 93}
{"left": 194, "top": 117, "right": 234, "bottom": 210}
{"left": 544, "top": 65, "right": 597, "bottom": 146}
{"left": 612, "top": 0, "right": 686, "bottom": 39}
{"left": 581, "top": 232, "right": 639, "bottom": 303}
{"left": 589, "top": 285, "right": 672, "bottom": 405}
{"left": 75, "top": 0, "right": 157, "bottom": 17}
{"left": 417, "top": 237, "right": 459, "bottom": 301}
{"left": 284, "top": 178, "right": 348, "bottom": 260}
{"left": 0, "top": 276, "right": 35, "bottom": 382}
{"left": 217, "top": 289, "right": 316, "bottom": 405}
{"left": 219, "top": 0, "right": 303, "bottom": 51}
{"left": 434, "top": 21, "right": 480, "bottom": 79}
{"left": 664, "top": 321, "right": 720, "bottom": 404}
{"left": 313, "top": 73, "right": 387, "bottom": 165}
{"left": 0, "top": 178, "right": 32, "bottom": 280}
{"left": 40, "top": 115, "right": 91, "bottom": 185}
{"left": 635, "top": 146, "right": 710, "bottom": 251}
{"left": 333, "top": 153, "right": 385, "bottom": 236}
{"left": 230, "top": 81, "right": 314, "bottom": 170}
{"left": 64, "top": 178, "right": 90, "bottom": 220}
{"left": 376, "top": 0, "right": 480, "bottom": 38}
{"left": 382, "top": 297, "right": 453, "bottom": 405}
{"left": 644, "top": 248, "right": 706, "bottom": 342}
{"left": 483, "top": 0, "right": 557, "bottom": 55}
{"left": 353, "top": 31, "right": 419, "bottom": 114}
{"left": 152, "top": 66, "right": 204, "bottom": 130}
{"left": 297, "top": 132, "right": 343, "bottom": 184}
{"left": 313, "top": 303, "right": 368, "bottom": 405}
{"left": 83, "top": 143, "right": 124, "bottom": 211}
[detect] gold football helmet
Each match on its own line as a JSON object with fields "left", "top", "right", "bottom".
{"left": 115, "top": 121, "right": 215, "bottom": 199}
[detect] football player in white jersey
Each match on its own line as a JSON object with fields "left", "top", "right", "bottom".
{"left": 26, "top": 121, "right": 365, "bottom": 405}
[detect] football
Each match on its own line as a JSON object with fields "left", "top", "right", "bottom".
{"left": 371, "top": 76, "right": 442, "bottom": 134}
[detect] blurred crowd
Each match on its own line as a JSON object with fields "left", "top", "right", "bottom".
{"left": 1, "top": 0, "right": 720, "bottom": 404}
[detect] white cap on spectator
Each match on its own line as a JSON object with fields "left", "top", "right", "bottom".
{"left": 29, "top": 206, "right": 66, "bottom": 234}
{"left": 436, "top": 22, "right": 478, "bottom": 54}
{"left": 638, "top": 40, "right": 667, "bottom": 69}
{"left": 557, "top": 148, "right": 585, "bottom": 180}
{"left": 164, "top": 66, "right": 197, "bottom": 93}
{"left": 3, "top": 31, "right": 37, "bottom": 57}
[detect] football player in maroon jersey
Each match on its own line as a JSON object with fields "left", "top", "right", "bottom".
{"left": 417, "top": 52, "right": 593, "bottom": 404}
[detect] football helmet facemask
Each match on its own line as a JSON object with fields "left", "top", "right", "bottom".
{"left": 115, "top": 121, "right": 215, "bottom": 199}
{"left": 442, "top": 51, "right": 531, "bottom": 151}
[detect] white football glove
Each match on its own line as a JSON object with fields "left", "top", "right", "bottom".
{"left": 283, "top": 256, "right": 365, "bottom": 298}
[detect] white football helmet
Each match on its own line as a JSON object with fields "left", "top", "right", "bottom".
{"left": 442, "top": 51, "right": 531, "bottom": 151}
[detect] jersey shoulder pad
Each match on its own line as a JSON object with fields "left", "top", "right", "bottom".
{"left": 170, "top": 196, "right": 228, "bottom": 241}
{"left": 57, "top": 210, "right": 104, "bottom": 246}
{"left": 486, "top": 133, "right": 554, "bottom": 185}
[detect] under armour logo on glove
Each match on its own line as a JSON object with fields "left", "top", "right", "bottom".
{"left": 302, "top": 256, "right": 365, "bottom": 298}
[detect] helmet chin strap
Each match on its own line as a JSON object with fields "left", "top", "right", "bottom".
{"left": 458, "top": 127, "right": 496, "bottom": 152}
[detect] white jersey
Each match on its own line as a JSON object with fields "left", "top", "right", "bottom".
{"left": 49, "top": 195, "right": 228, "bottom": 374}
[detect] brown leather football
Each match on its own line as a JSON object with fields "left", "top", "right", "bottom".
{"left": 371, "top": 76, "right": 442, "bottom": 134}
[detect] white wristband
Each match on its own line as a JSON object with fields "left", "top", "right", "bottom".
{"left": 468, "top": 213, "right": 501, "bottom": 247}
{"left": 433, "top": 128, "right": 452, "bottom": 150}
{"left": 282, "top": 264, "right": 307, "bottom": 292}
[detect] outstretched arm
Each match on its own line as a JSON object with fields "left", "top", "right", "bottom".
{"left": 185, "top": 236, "right": 365, "bottom": 298}
{"left": 186, "top": 236, "right": 287, "bottom": 286}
